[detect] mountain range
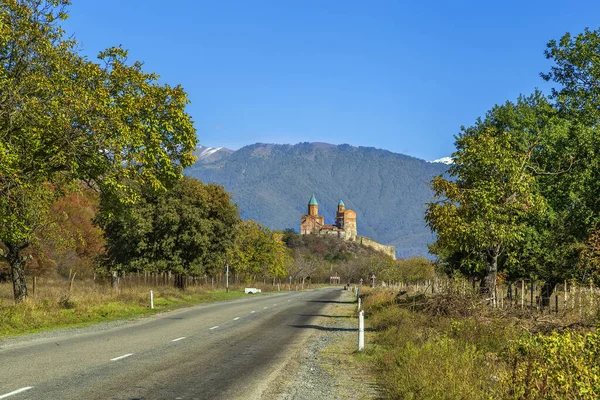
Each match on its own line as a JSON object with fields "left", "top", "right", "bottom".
{"left": 186, "top": 143, "right": 449, "bottom": 258}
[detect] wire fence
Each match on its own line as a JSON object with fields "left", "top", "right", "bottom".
{"left": 379, "top": 277, "right": 600, "bottom": 319}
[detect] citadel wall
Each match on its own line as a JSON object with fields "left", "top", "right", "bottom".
{"left": 356, "top": 236, "right": 396, "bottom": 260}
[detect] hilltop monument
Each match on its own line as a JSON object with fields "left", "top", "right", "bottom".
{"left": 300, "top": 194, "right": 395, "bottom": 259}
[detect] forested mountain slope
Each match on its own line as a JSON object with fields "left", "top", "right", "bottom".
{"left": 186, "top": 143, "right": 448, "bottom": 258}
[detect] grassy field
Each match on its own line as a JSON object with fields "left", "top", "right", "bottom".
{"left": 358, "top": 285, "right": 600, "bottom": 400}
{"left": 0, "top": 277, "right": 279, "bottom": 338}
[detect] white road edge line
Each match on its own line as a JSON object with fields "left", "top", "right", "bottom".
{"left": 171, "top": 337, "right": 186, "bottom": 342}
{"left": 111, "top": 353, "right": 133, "bottom": 361}
{"left": 233, "top": 317, "right": 240, "bottom": 321}
{"left": 209, "top": 326, "right": 219, "bottom": 330}
{"left": 0, "top": 387, "right": 33, "bottom": 399}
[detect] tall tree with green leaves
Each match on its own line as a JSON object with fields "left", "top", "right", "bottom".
{"left": 541, "top": 28, "right": 600, "bottom": 284}
{"left": 542, "top": 27, "right": 600, "bottom": 125}
{"left": 0, "top": 1, "right": 196, "bottom": 301}
{"left": 426, "top": 93, "right": 557, "bottom": 297}
{"left": 100, "top": 177, "right": 239, "bottom": 283}
{"left": 227, "top": 220, "right": 290, "bottom": 282}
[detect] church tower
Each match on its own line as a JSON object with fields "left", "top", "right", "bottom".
{"left": 300, "top": 194, "right": 325, "bottom": 234}
{"left": 336, "top": 200, "right": 345, "bottom": 229}
{"left": 308, "top": 194, "right": 318, "bottom": 216}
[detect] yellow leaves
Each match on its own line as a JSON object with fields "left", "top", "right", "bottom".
{"left": 502, "top": 330, "right": 600, "bottom": 399}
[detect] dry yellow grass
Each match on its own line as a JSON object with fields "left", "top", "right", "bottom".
{"left": 0, "top": 277, "right": 326, "bottom": 338}
{"left": 0, "top": 278, "right": 251, "bottom": 338}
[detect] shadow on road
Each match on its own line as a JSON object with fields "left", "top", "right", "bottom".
{"left": 297, "top": 314, "right": 354, "bottom": 319}
{"left": 289, "top": 324, "right": 374, "bottom": 332}
{"left": 307, "top": 300, "right": 355, "bottom": 304}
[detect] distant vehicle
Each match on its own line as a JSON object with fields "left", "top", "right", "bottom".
{"left": 245, "top": 288, "right": 262, "bottom": 294}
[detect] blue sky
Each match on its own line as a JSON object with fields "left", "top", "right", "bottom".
{"left": 63, "top": 1, "right": 600, "bottom": 161}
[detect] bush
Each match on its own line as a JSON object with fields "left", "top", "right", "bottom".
{"left": 367, "top": 295, "right": 505, "bottom": 399}
{"left": 378, "top": 335, "right": 497, "bottom": 400}
{"left": 362, "top": 287, "right": 600, "bottom": 399}
{"left": 502, "top": 330, "right": 600, "bottom": 399}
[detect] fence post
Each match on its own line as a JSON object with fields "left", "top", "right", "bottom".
{"left": 571, "top": 280, "right": 575, "bottom": 310}
{"left": 521, "top": 280, "right": 524, "bottom": 309}
{"left": 578, "top": 284, "right": 583, "bottom": 318}
{"left": 530, "top": 280, "right": 534, "bottom": 310}
{"left": 69, "top": 272, "right": 76, "bottom": 293}
{"left": 564, "top": 280, "right": 568, "bottom": 311}
{"left": 590, "top": 282, "right": 594, "bottom": 318}
{"left": 358, "top": 310, "right": 365, "bottom": 351}
{"left": 150, "top": 290, "right": 154, "bottom": 309}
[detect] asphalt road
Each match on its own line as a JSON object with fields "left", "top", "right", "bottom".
{"left": 0, "top": 287, "right": 344, "bottom": 400}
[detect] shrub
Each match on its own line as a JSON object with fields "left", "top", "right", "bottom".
{"left": 502, "top": 330, "right": 600, "bottom": 399}
{"left": 377, "top": 335, "right": 498, "bottom": 399}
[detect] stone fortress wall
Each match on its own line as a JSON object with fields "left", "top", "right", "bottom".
{"left": 356, "top": 236, "right": 396, "bottom": 260}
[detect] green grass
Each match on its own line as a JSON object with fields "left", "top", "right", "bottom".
{"left": 0, "top": 281, "right": 249, "bottom": 338}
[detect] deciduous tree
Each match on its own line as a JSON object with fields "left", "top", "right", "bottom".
{"left": 100, "top": 177, "right": 239, "bottom": 283}
{"left": 0, "top": 1, "right": 196, "bottom": 301}
{"left": 426, "top": 93, "right": 554, "bottom": 297}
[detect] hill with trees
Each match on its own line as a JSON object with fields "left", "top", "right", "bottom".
{"left": 186, "top": 142, "right": 448, "bottom": 258}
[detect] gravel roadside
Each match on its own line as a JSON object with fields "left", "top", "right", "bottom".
{"left": 260, "top": 289, "right": 379, "bottom": 400}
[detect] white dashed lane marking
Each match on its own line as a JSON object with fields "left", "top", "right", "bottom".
{"left": 0, "top": 387, "right": 33, "bottom": 399}
{"left": 209, "top": 326, "right": 219, "bottom": 330}
{"left": 263, "top": 307, "right": 268, "bottom": 309}
{"left": 250, "top": 311, "right": 256, "bottom": 313}
{"left": 233, "top": 317, "right": 240, "bottom": 321}
{"left": 171, "top": 337, "right": 186, "bottom": 342}
{"left": 110, "top": 354, "right": 133, "bottom": 361}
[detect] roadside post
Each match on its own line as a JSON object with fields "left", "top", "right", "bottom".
{"left": 358, "top": 310, "right": 365, "bottom": 351}
{"left": 226, "top": 264, "right": 229, "bottom": 293}
{"left": 358, "top": 297, "right": 361, "bottom": 311}
{"left": 150, "top": 290, "right": 154, "bottom": 309}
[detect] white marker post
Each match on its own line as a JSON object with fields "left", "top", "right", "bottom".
{"left": 358, "top": 310, "right": 365, "bottom": 351}
{"left": 150, "top": 290, "right": 154, "bottom": 309}
{"left": 226, "top": 264, "right": 229, "bottom": 293}
{"left": 358, "top": 297, "right": 361, "bottom": 311}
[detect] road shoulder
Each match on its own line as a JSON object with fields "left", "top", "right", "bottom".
{"left": 259, "top": 289, "right": 379, "bottom": 400}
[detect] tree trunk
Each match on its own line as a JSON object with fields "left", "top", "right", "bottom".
{"left": 480, "top": 248, "right": 499, "bottom": 302}
{"left": 5, "top": 242, "right": 28, "bottom": 303}
{"left": 174, "top": 275, "right": 185, "bottom": 289}
{"left": 541, "top": 280, "right": 558, "bottom": 308}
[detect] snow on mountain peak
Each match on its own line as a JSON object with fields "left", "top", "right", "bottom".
{"left": 198, "top": 147, "right": 223, "bottom": 159}
{"left": 429, "top": 157, "right": 453, "bottom": 165}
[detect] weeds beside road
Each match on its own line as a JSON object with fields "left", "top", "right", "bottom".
{"left": 0, "top": 278, "right": 299, "bottom": 339}
{"left": 358, "top": 286, "right": 600, "bottom": 400}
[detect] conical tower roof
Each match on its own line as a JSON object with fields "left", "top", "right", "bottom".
{"left": 308, "top": 194, "right": 318, "bottom": 205}
{"left": 338, "top": 199, "right": 345, "bottom": 207}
